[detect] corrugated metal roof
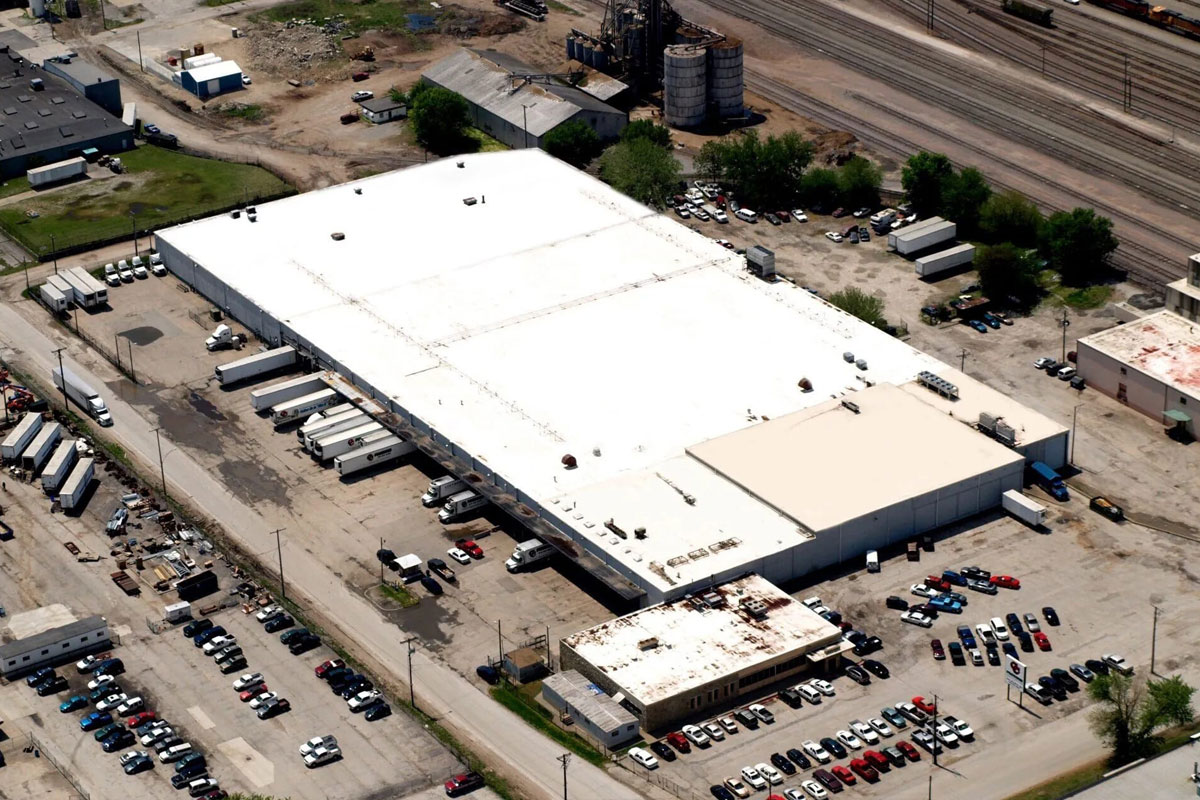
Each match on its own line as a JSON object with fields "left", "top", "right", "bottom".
{"left": 544, "top": 670, "right": 637, "bottom": 732}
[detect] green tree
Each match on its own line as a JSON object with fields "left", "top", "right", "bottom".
{"left": 942, "top": 167, "right": 992, "bottom": 237}
{"left": 800, "top": 168, "right": 840, "bottom": 208}
{"left": 980, "top": 190, "right": 1043, "bottom": 247}
{"left": 543, "top": 121, "right": 602, "bottom": 168}
{"left": 408, "top": 85, "right": 471, "bottom": 155}
{"left": 828, "top": 286, "right": 886, "bottom": 328}
{"left": 697, "top": 130, "right": 813, "bottom": 209}
{"left": 902, "top": 151, "right": 954, "bottom": 217}
{"left": 837, "top": 155, "right": 883, "bottom": 210}
{"left": 598, "top": 139, "right": 680, "bottom": 207}
{"left": 620, "top": 119, "right": 672, "bottom": 148}
{"left": 1089, "top": 673, "right": 1195, "bottom": 764}
{"left": 1040, "top": 207, "right": 1119, "bottom": 285}
{"left": 975, "top": 243, "right": 1041, "bottom": 307}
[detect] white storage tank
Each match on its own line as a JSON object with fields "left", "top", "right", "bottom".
{"left": 706, "top": 39, "right": 744, "bottom": 118}
{"left": 663, "top": 46, "right": 707, "bottom": 128}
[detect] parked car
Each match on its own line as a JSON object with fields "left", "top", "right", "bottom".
{"left": 265, "top": 614, "right": 294, "bottom": 633}
{"left": 1043, "top": 606, "right": 1061, "bottom": 626}
{"left": 629, "top": 747, "right": 659, "bottom": 769}
{"left": 748, "top": 703, "right": 774, "bottom": 724}
{"left": 862, "top": 659, "right": 889, "bottom": 678}
{"left": 886, "top": 595, "right": 909, "bottom": 610}
{"left": 845, "top": 664, "right": 871, "bottom": 685}
{"left": 931, "top": 639, "right": 945, "bottom": 660}
{"left": 824, "top": 231, "right": 843, "bottom": 243}
{"left": 1050, "top": 668, "right": 1079, "bottom": 691}
{"left": 1103, "top": 654, "right": 1134, "bottom": 675}
{"left": 1070, "top": 663, "right": 1095, "bottom": 682}
{"left": 991, "top": 575, "right": 1021, "bottom": 589}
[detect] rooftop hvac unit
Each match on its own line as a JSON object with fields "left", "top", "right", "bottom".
{"left": 995, "top": 420, "right": 1016, "bottom": 446}
{"left": 637, "top": 637, "right": 659, "bottom": 650}
{"left": 746, "top": 245, "right": 775, "bottom": 280}
{"left": 843, "top": 352, "right": 855, "bottom": 363}
{"left": 740, "top": 598, "right": 768, "bottom": 619}
{"left": 855, "top": 359, "right": 868, "bottom": 370}
{"left": 917, "top": 370, "right": 959, "bottom": 399}
{"left": 978, "top": 411, "right": 997, "bottom": 433}
{"left": 701, "top": 591, "right": 725, "bottom": 608}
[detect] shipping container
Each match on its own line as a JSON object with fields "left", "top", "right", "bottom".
{"left": 311, "top": 422, "right": 384, "bottom": 461}
{"left": 41, "top": 439, "right": 78, "bottom": 493}
{"left": 270, "top": 388, "right": 339, "bottom": 426}
{"left": 302, "top": 410, "right": 367, "bottom": 450}
{"left": 21, "top": 421, "right": 62, "bottom": 473}
{"left": 249, "top": 374, "right": 329, "bottom": 411}
{"left": 334, "top": 436, "right": 414, "bottom": 476}
{"left": 213, "top": 346, "right": 296, "bottom": 385}
{"left": 1, "top": 411, "right": 44, "bottom": 461}
{"left": 27, "top": 157, "right": 87, "bottom": 188}
{"left": 39, "top": 282, "right": 69, "bottom": 313}
{"left": 915, "top": 243, "right": 976, "bottom": 278}
{"left": 59, "top": 457, "right": 95, "bottom": 511}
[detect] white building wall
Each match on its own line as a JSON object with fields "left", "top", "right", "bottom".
{"left": 1076, "top": 340, "right": 1193, "bottom": 434}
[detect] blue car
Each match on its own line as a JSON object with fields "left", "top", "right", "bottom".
{"left": 60, "top": 694, "right": 89, "bottom": 713}
{"left": 967, "top": 319, "right": 988, "bottom": 333}
{"left": 928, "top": 595, "right": 963, "bottom": 614}
{"left": 26, "top": 667, "right": 56, "bottom": 687}
{"left": 957, "top": 625, "right": 977, "bottom": 650}
{"left": 194, "top": 626, "right": 226, "bottom": 646}
{"left": 940, "top": 570, "right": 967, "bottom": 587}
{"left": 80, "top": 711, "right": 113, "bottom": 731}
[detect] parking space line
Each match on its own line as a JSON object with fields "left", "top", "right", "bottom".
{"left": 217, "top": 736, "right": 275, "bottom": 788}
{"left": 188, "top": 705, "right": 216, "bottom": 730}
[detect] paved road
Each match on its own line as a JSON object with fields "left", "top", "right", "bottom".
{"left": 0, "top": 300, "right": 644, "bottom": 800}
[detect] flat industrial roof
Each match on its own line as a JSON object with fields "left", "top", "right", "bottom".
{"left": 158, "top": 150, "right": 1057, "bottom": 596}
{"left": 1080, "top": 311, "right": 1200, "bottom": 398}
{"left": 186, "top": 60, "right": 242, "bottom": 82}
{"left": 688, "top": 384, "right": 1025, "bottom": 531}
{"left": 563, "top": 574, "right": 841, "bottom": 706}
{"left": 0, "top": 615, "right": 106, "bottom": 659}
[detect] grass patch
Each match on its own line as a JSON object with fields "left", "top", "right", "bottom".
{"left": 546, "top": 0, "right": 582, "bottom": 13}
{"left": 220, "top": 104, "right": 266, "bottom": 122}
{"left": 258, "top": 0, "right": 430, "bottom": 33}
{"left": 379, "top": 583, "right": 419, "bottom": 608}
{"left": 0, "top": 176, "right": 30, "bottom": 200}
{"left": 489, "top": 681, "right": 607, "bottom": 766}
{"left": 1057, "top": 284, "right": 1113, "bottom": 310}
{"left": 0, "top": 145, "right": 292, "bottom": 255}
{"left": 463, "top": 127, "right": 509, "bottom": 153}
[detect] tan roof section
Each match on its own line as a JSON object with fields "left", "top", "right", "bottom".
{"left": 687, "top": 383, "right": 1024, "bottom": 532}
{"left": 1080, "top": 311, "right": 1200, "bottom": 395}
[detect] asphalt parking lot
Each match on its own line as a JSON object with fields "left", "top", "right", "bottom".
{"left": 633, "top": 497, "right": 1200, "bottom": 799}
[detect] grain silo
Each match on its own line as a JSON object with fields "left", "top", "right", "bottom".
{"left": 706, "top": 38, "right": 744, "bottom": 118}
{"left": 663, "top": 45, "right": 707, "bottom": 128}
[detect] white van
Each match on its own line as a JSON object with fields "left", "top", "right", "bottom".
{"left": 989, "top": 617, "right": 1010, "bottom": 641}
{"left": 866, "top": 550, "right": 880, "bottom": 573}
{"left": 735, "top": 208, "right": 758, "bottom": 224}
{"left": 159, "top": 743, "right": 193, "bottom": 763}
{"left": 796, "top": 684, "right": 822, "bottom": 704}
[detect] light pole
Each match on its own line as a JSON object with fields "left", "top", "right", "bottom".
{"left": 50, "top": 233, "right": 58, "bottom": 274}
{"left": 557, "top": 752, "right": 570, "bottom": 799}
{"left": 1071, "top": 403, "right": 1082, "bottom": 465}
{"left": 1059, "top": 309, "right": 1070, "bottom": 363}
{"left": 931, "top": 693, "right": 939, "bottom": 767}
{"left": 959, "top": 348, "right": 969, "bottom": 373}
{"left": 404, "top": 636, "right": 417, "bottom": 709}
{"left": 272, "top": 528, "right": 286, "bottom": 601}
{"left": 151, "top": 427, "right": 168, "bottom": 500}
{"left": 1151, "top": 604, "right": 1161, "bottom": 675}
{"left": 130, "top": 212, "right": 139, "bottom": 258}
{"left": 53, "top": 347, "right": 69, "bottom": 410}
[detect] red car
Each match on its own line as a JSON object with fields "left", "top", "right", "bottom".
{"left": 931, "top": 639, "right": 945, "bottom": 660}
{"left": 990, "top": 575, "right": 1021, "bottom": 589}
{"left": 455, "top": 539, "right": 484, "bottom": 559}
{"left": 776, "top": 210, "right": 791, "bottom": 222}
{"left": 665, "top": 731, "right": 691, "bottom": 753}
{"left": 315, "top": 658, "right": 345, "bottom": 678}
{"left": 1034, "top": 631, "right": 1051, "bottom": 651}
{"left": 850, "top": 758, "right": 880, "bottom": 782}
{"left": 444, "top": 771, "right": 486, "bottom": 796}
{"left": 897, "top": 740, "right": 920, "bottom": 761}
{"left": 863, "top": 749, "right": 890, "bottom": 770}
{"left": 925, "top": 576, "right": 951, "bottom": 592}
{"left": 912, "top": 695, "right": 937, "bottom": 714}
{"left": 239, "top": 683, "right": 268, "bottom": 701}
{"left": 831, "top": 764, "right": 857, "bottom": 785}
{"left": 127, "top": 711, "right": 156, "bottom": 727}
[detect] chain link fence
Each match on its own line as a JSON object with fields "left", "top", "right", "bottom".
{"left": 26, "top": 732, "right": 91, "bottom": 800}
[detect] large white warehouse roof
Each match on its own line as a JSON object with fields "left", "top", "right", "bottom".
{"left": 157, "top": 150, "right": 1065, "bottom": 601}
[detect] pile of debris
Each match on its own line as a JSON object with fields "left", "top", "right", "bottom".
{"left": 248, "top": 21, "right": 341, "bottom": 70}
{"left": 437, "top": 4, "right": 526, "bottom": 37}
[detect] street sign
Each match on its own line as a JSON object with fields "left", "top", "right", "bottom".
{"left": 1006, "top": 655, "right": 1027, "bottom": 691}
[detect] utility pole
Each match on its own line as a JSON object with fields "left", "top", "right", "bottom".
{"left": 1041, "top": 44, "right": 1046, "bottom": 75}
{"left": 1071, "top": 404, "right": 1082, "bottom": 465}
{"left": 272, "top": 529, "right": 286, "bottom": 601}
{"left": 379, "top": 537, "right": 384, "bottom": 586}
{"left": 130, "top": 212, "right": 139, "bottom": 258}
{"left": 50, "top": 234, "right": 57, "bottom": 274}
{"left": 1151, "top": 605, "right": 1160, "bottom": 675}
{"left": 959, "top": 348, "right": 969, "bottom": 372}
{"left": 53, "top": 348, "right": 69, "bottom": 410}
{"left": 926, "top": 0, "right": 934, "bottom": 32}
{"left": 137, "top": 31, "right": 144, "bottom": 72}
{"left": 151, "top": 427, "right": 168, "bottom": 500}
{"left": 497, "top": 619, "right": 503, "bottom": 670}
{"left": 931, "top": 693, "right": 939, "bottom": 767}
{"left": 404, "top": 636, "right": 417, "bottom": 709}
{"left": 557, "top": 753, "right": 570, "bottom": 799}
{"left": 1059, "top": 308, "right": 1070, "bottom": 363}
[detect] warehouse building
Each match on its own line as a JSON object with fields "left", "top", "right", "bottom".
{"left": 180, "top": 60, "right": 243, "bottom": 100}
{"left": 154, "top": 149, "right": 1067, "bottom": 607}
{"left": 40, "top": 56, "right": 123, "bottom": 116}
{"left": 1076, "top": 311, "right": 1199, "bottom": 438}
{"left": 541, "top": 670, "right": 640, "bottom": 746}
{"left": 421, "top": 48, "right": 626, "bottom": 149}
{"left": 1165, "top": 253, "right": 1200, "bottom": 323}
{"left": 560, "top": 575, "right": 846, "bottom": 730}
{"left": 0, "top": 615, "right": 109, "bottom": 678}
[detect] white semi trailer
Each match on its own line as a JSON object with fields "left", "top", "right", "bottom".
{"left": 41, "top": 439, "right": 78, "bottom": 493}
{"left": 270, "top": 388, "right": 339, "bottom": 426}
{"left": 21, "top": 421, "right": 63, "bottom": 473}
{"left": 59, "top": 457, "right": 95, "bottom": 511}
{"left": 1, "top": 411, "right": 44, "bottom": 461}
{"left": 302, "top": 411, "right": 367, "bottom": 450}
{"left": 311, "top": 422, "right": 384, "bottom": 461}
{"left": 53, "top": 365, "right": 112, "bottom": 426}
{"left": 214, "top": 346, "right": 296, "bottom": 385}
{"left": 334, "top": 437, "right": 414, "bottom": 477}
{"left": 250, "top": 374, "right": 329, "bottom": 412}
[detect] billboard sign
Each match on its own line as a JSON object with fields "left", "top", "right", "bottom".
{"left": 1006, "top": 655, "right": 1027, "bottom": 691}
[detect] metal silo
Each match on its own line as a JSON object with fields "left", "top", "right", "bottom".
{"left": 707, "top": 39, "right": 744, "bottom": 118}
{"left": 663, "top": 45, "right": 707, "bottom": 128}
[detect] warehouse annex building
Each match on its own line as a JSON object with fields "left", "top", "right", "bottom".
{"left": 155, "top": 149, "right": 1068, "bottom": 607}
{"left": 561, "top": 574, "right": 846, "bottom": 730}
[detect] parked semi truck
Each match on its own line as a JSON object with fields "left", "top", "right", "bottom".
{"left": 41, "top": 439, "right": 78, "bottom": 493}
{"left": 422, "top": 476, "right": 467, "bottom": 507}
{"left": 59, "top": 457, "right": 95, "bottom": 511}
{"left": 204, "top": 324, "right": 248, "bottom": 352}
{"left": 250, "top": 374, "right": 329, "bottom": 411}
{"left": 1027, "top": 461, "right": 1069, "bottom": 501}
{"left": 53, "top": 365, "right": 113, "bottom": 426}
{"left": 270, "top": 388, "right": 339, "bottom": 426}
{"left": 438, "top": 490, "right": 487, "bottom": 523}
{"left": 213, "top": 346, "right": 296, "bottom": 385}
{"left": 334, "top": 436, "right": 414, "bottom": 477}
{"left": 505, "top": 540, "right": 555, "bottom": 572}
{"left": 312, "top": 422, "right": 385, "bottom": 461}
{"left": 1, "top": 411, "right": 44, "bottom": 461}
{"left": 21, "top": 421, "right": 62, "bottom": 474}
{"left": 299, "top": 408, "right": 362, "bottom": 448}
{"left": 1002, "top": 489, "right": 1047, "bottom": 526}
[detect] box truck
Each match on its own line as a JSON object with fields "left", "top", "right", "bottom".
{"left": 505, "top": 539, "right": 554, "bottom": 572}
{"left": 311, "top": 422, "right": 384, "bottom": 461}
{"left": 422, "top": 476, "right": 467, "bottom": 507}
{"left": 59, "top": 457, "right": 94, "bottom": 511}
{"left": 1, "top": 411, "right": 44, "bottom": 461}
{"left": 41, "top": 439, "right": 78, "bottom": 493}
{"left": 438, "top": 490, "right": 487, "bottom": 523}
{"left": 270, "top": 388, "right": 339, "bottom": 426}
{"left": 1002, "top": 489, "right": 1047, "bottom": 526}
{"left": 1027, "top": 461, "right": 1069, "bottom": 501}
{"left": 249, "top": 374, "right": 329, "bottom": 412}
{"left": 21, "top": 421, "right": 62, "bottom": 473}
{"left": 334, "top": 437, "right": 414, "bottom": 477}
{"left": 53, "top": 365, "right": 113, "bottom": 426}
{"left": 39, "top": 281, "right": 69, "bottom": 313}
{"left": 163, "top": 601, "right": 192, "bottom": 623}
{"left": 302, "top": 410, "right": 366, "bottom": 450}
{"left": 213, "top": 346, "right": 296, "bottom": 385}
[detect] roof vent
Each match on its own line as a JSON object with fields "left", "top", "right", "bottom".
{"left": 561, "top": 453, "right": 576, "bottom": 469}
{"left": 634, "top": 527, "right": 646, "bottom": 539}
{"left": 740, "top": 598, "right": 768, "bottom": 619}
{"left": 841, "top": 400, "right": 860, "bottom": 414}
{"left": 798, "top": 377, "right": 812, "bottom": 392}
{"left": 843, "top": 351, "right": 855, "bottom": 363}
{"left": 247, "top": 212, "right": 257, "bottom": 223}
{"left": 463, "top": 197, "right": 477, "bottom": 206}
{"left": 354, "top": 187, "right": 362, "bottom": 195}
{"left": 457, "top": 160, "right": 465, "bottom": 168}
{"left": 229, "top": 209, "right": 240, "bottom": 219}
{"left": 856, "top": 359, "right": 868, "bottom": 370}
{"left": 637, "top": 637, "right": 659, "bottom": 651}
{"left": 331, "top": 232, "right": 345, "bottom": 241}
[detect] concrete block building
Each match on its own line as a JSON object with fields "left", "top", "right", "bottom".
{"left": 0, "top": 615, "right": 109, "bottom": 678}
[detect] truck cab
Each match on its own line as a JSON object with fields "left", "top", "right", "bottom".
{"left": 1027, "top": 461, "right": 1068, "bottom": 501}
{"left": 505, "top": 540, "right": 554, "bottom": 572}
